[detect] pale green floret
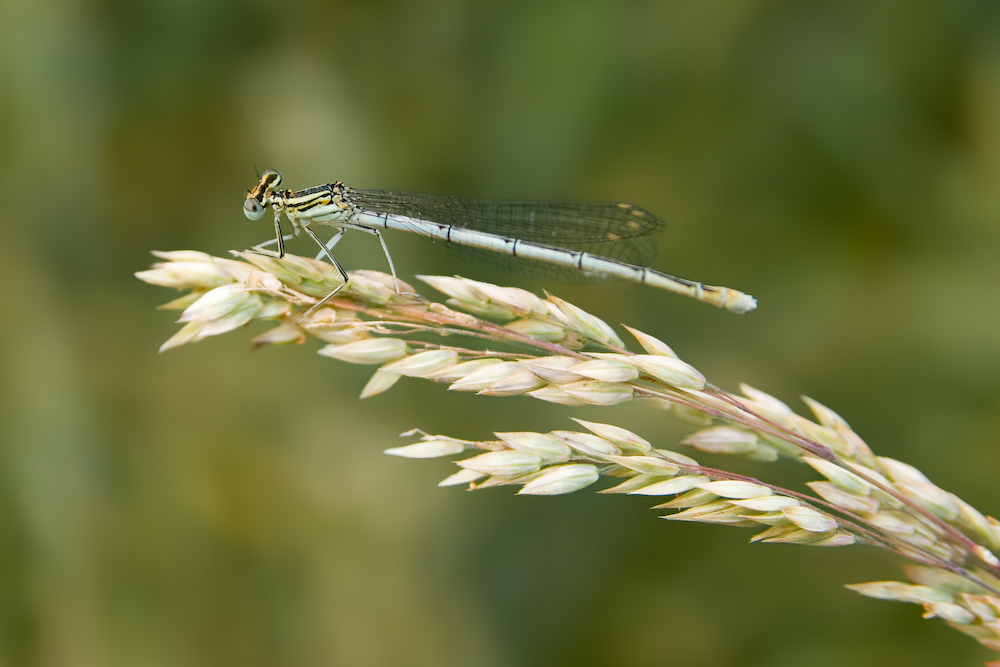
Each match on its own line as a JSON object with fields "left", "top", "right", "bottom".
{"left": 159, "top": 322, "right": 206, "bottom": 352}
{"left": 523, "top": 356, "right": 585, "bottom": 384}
{"left": 743, "top": 511, "right": 789, "bottom": 526}
{"left": 359, "top": 368, "right": 402, "bottom": 399}
{"left": 545, "top": 295, "right": 624, "bottom": 347}
{"left": 417, "top": 275, "right": 495, "bottom": 308}
{"left": 841, "top": 461, "right": 893, "bottom": 487}
{"left": 904, "top": 565, "right": 995, "bottom": 595}
{"left": 696, "top": 481, "right": 772, "bottom": 500}
{"left": 752, "top": 524, "right": 837, "bottom": 544}
{"left": 438, "top": 469, "right": 485, "bottom": 487}
{"left": 568, "top": 358, "right": 639, "bottom": 383}
{"left": 136, "top": 264, "right": 233, "bottom": 290}
{"left": 861, "top": 511, "right": 919, "bottom": 536}
{"left": 318, "top": 338, "right": 408, "bottom": 365}
{"left": 895, "top": 481, "right": 960, "bottom": 521}
{"left": 464, "top": 280, "right": 549, "bottom": 318}
{"left": 952, "top": 497, "right": 1000, "bottom": 552}
{"left": 730, "top": 496, "right": 801, "bottom": 512}
{"left": 297, "top": 306, "right": 340, "bottom": 323}
{"left": 667, "top": 501, "right": 757, "bottom": 526}
{"left": 739, "top": 384, "right": 794, "bottom": 416}
{"left": 518, "top": 464, "right": 600, "bottom": 495}
{"left": 159, "top": 286, "right": 263, "bottom": 351}
{"left": 448, "top": 362, "right": 525, "bottom": 392}
{"left": 305, "top": 321, "right": 372, "bottom": 345}
{"left": 179, "top": 283, "right": 259, "bottom": 323}
{"left": 628, "top": 355, "right": 706, "bottom": 390}
{"left": 495, "top": 432, "right": 573, "bottom": 460}
{"left": 652, "top": 488, "right": 718, "bottom": 509}
{"left": 812, "top": 533, "right": 857, "bottom": 547}
{"left": 803, "top": 457, "right": 873, "bottom": 495}
{"left": 752, "top": 431, "right": 804, "bottom": 458}
{"left": 791, "top": 417, "right": 856, "bottom": 458}
{"left": 781, "top": 506, "right": 838, "bottom": 533}
{"left": 385, "top": 439, "right": 467, "bottom": 458}
{"left": 571, "top": 419, "right": 651, "bottom": 453}
{"left": 831, "top": 422, "right": 878, "bottom": 466}
{"left": 551, "top": 431, "right": 620, "bottom": 457}
{"left": 238, "top": 253, "right": 306, "bottom": 287}
{"left": 665, "top": 499, "right": 733, "bottom": 518}
{"left": 526, "top": 385, "right": 589, "bottom": 406}
{"left": 242, "top": 269, "right": 292, "bottom": 294}
{"left": 415, "top": 275, "right": 479, "bottom": 301}
{"left": 421, "top": 276, "right": 521, "bottom": 319}
{"left": 152, "top": 249, "right": 217, "bottom": 262}
{"left": 503, "top": 318, "right": 568, "bottom": 342}
{"left": 275, "top": 254, "right": 328, "bottom": 283}
{"left": 959, "top": 593, "right": 1000, "bottom": 622}
{"left": 423, "top": 358, "right": 505, "bottom": 383}
{"left": 800, "top": 395, "right": 850, "bottom": 429}
{"left": 630, "top": 475, "right": 709, "bottom": 497}
{"left": 256, "top": 301, "right": 293, "bottom": 319}
{"left": 622, "top": 325, "right": 678, "bottom": 358}
{"left": 155, "top": 291, "right": 206, "bottom": 310}
{"left": 878, "top": 457, "right": 932, "bottom": 484}
{"left": 477, "top": 370, "right": 548, "bottom": 396}
{"left": 559, "top": 380, "right": 634, "bottom": 405}
{"left": 150, "top": 251, "right": 253, "bottom": 284}
{"left": 651, "top": 448, "right": 699, "bottom": 466}
{"left": 470, "top": 465, "right": 554, "bottom": 489}
{"left": 342, "top": 274, "right": 397, "bottom": 304}
{"left": 251, "top": 322, "right": 305, "bottom": 348}
{"left": 922, "top": 601, "right": 977, "bottom": 624}
{"left": 383, "top": 349, "right": 460, "bottom": 377}
{"left": 457, "top": 450, "right": 543, "bottom": 477}
{"left": 603, "top": 455, "right": 680, "bottom": 476}
{"left": 600, "top": 473, "right": 670, "bottom": 495}
{"left": 683, "top": 426, "right": 758, "bottom": 451}
{"left": 806, "top": 481, "right": 880, "bottom": 513}
{"left": 445, "top": 298, "right": 519, "bottom": 321}
{"left": 748, "top": 524, "right": 800, "bottom": 543}
{"left": 355, "top": 270, "right": 409, "bottom": 291}
{"left": 667, "top": 404, "right": 715, "bottom": 426}
{"left": 845, "top": 581, "right": 955, "bottom": 604}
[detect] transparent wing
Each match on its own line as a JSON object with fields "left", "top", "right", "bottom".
{"left": 351, "top": 190, "right": 666, "bottom": 282}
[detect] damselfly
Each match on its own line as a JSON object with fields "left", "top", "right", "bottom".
{"left": 243, "top": 170, "right": 757, "bottom": 314}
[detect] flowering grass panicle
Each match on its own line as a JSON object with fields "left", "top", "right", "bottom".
{"left": 138, "top": 250, "right": 1000, "bottom": 658}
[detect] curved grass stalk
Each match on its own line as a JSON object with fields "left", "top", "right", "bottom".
{"left": 137, "top": 249, "right": 1000, "bottom": 656}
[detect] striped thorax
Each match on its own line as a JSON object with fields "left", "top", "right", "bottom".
{"left": 244, "top": 169, "right": 359, "bottom": 228}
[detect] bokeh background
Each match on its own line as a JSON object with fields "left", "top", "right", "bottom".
{"left": 1, "top": 1, "right": 999, "bottom": 665}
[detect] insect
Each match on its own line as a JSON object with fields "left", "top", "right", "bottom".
{"left": 243, "top": 169, "right": 756, "bottom": 314}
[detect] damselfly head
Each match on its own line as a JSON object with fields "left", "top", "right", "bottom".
{"left": 244, "top": 169, "right": 284, "bottom": 220}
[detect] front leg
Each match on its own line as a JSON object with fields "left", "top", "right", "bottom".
{"left": 246, "top": 209, "right": 302, "bottom": 258}
{"left": 246, "top": 233, "right": 296, "bottom": 258}
{"left": 271, "top": 207, "right": 285, "bottom": 257}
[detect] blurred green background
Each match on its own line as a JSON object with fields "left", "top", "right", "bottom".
{"left": 1, "top": 0, "right": 999, "bottom": 665}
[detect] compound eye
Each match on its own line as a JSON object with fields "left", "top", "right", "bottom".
{"left": 243, "top": 197, "right": 266, "bottom": 220}
{"left": 261, "top": 169, "right": 282, "bottom": 188}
